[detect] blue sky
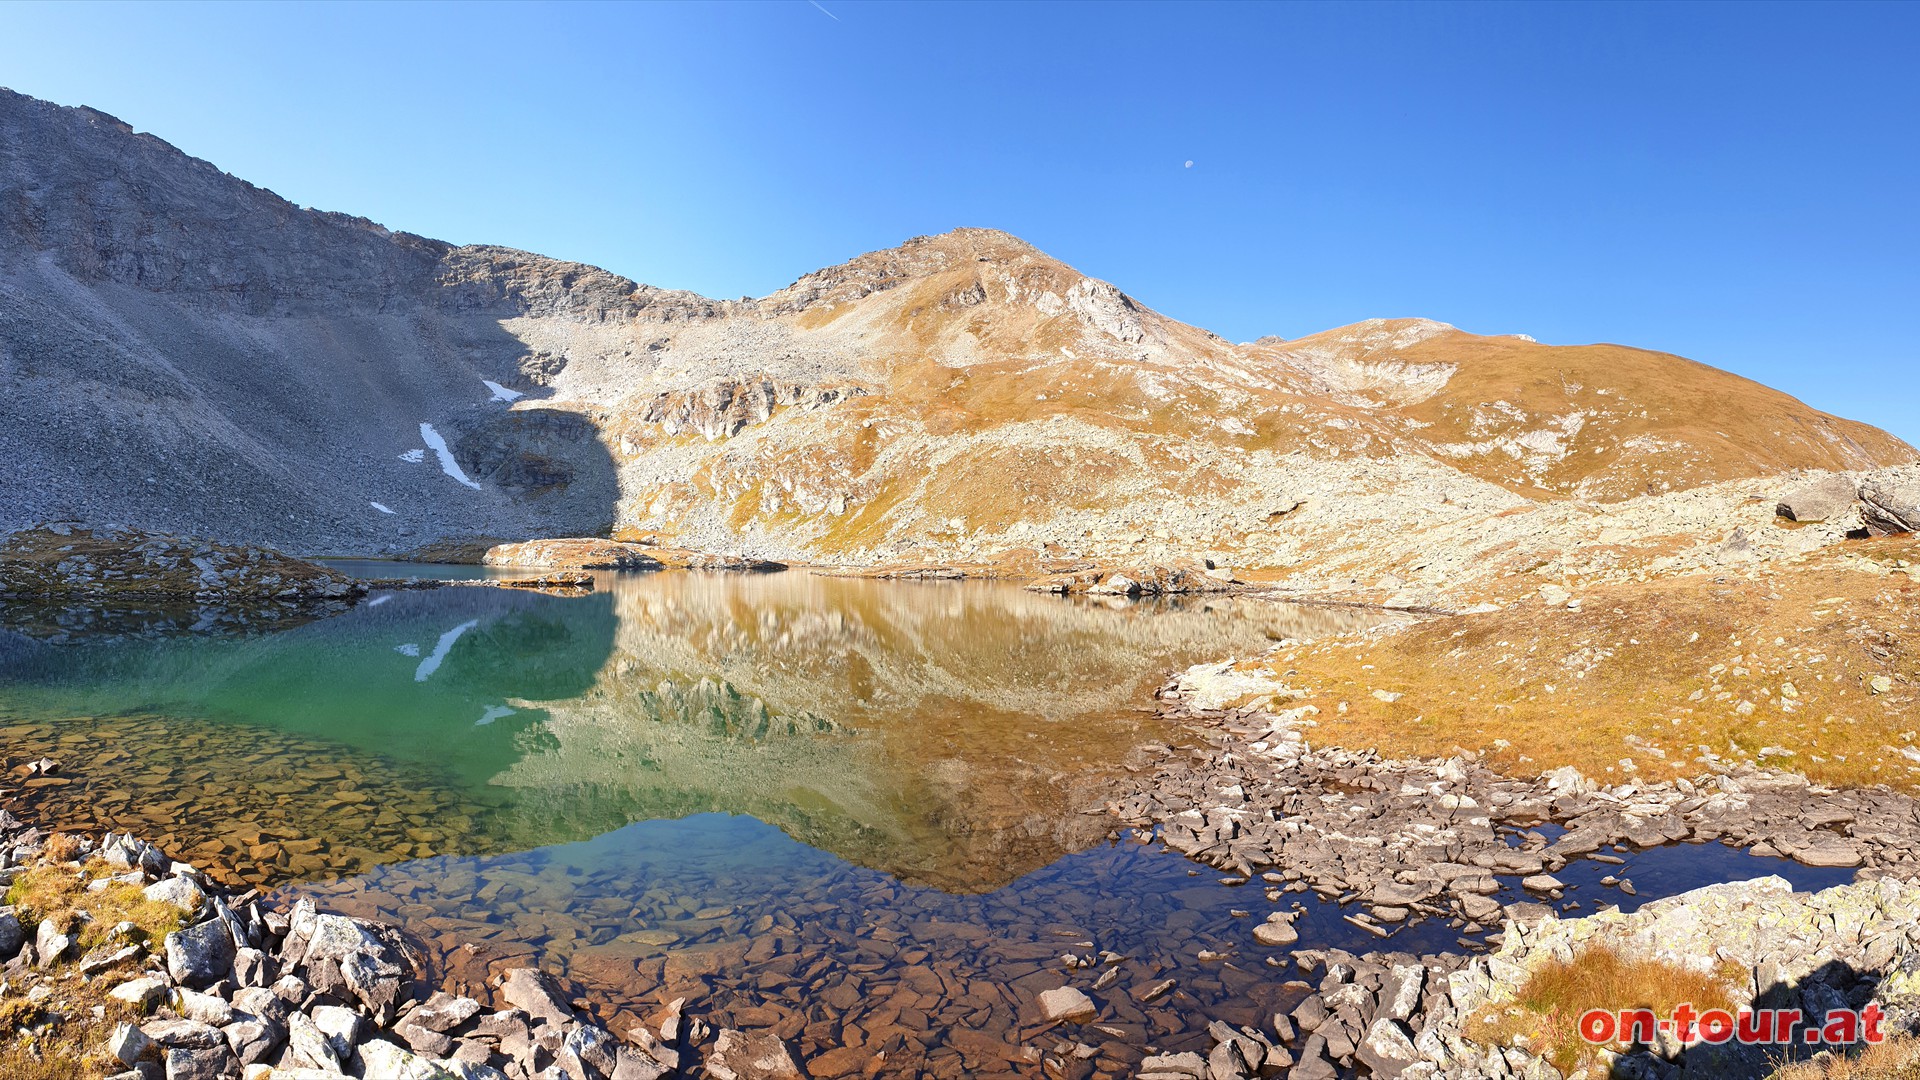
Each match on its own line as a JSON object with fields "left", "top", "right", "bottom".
{"left": 3, "top": 1, "right": 1915, "bottom": 443}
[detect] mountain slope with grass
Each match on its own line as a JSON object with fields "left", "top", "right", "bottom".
{"left": 1, "top": 86, "right": 1909, "bottom": 565}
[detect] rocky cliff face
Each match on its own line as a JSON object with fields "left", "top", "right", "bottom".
{"left": 1, "top": 87, "right": 1911, "bottom": 562}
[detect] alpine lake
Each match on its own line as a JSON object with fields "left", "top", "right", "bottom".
{"left": 0, "top": 567, "right": 1853, "bottom": 1077}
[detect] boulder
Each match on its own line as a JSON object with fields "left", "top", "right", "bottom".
{"left": 498, "top": 967, "right": 575, "bottom": 1027}
{"left": 446, "top": 1058, "right": 513, "bottom": 1080}
{"left": 610, "top": 1046, "right": 671, "bottom": 1080}
{"left": 34, "top": 916, "right": 72, "bottom": 968}
{"left": 77, "top": 942, "right": 142, "bottom": 975}
{"left": 163, "top": 1045, "right": 238, "bottom": 1080}
{"left": 231, "top": 986, "right": 291, "bottom": 1025}
{"left": 233, "top": 945, "right": 274, "bottom": 987}
{"left": 1136, "top": 1051, "right": 1206, "bottom": 1079}
{"left": 110, "top": 975, "right": 169, "bottom": 1011}
{"left": 310, "top": 1003, "right": 364, "bottom": 1061}
{"left": 1354, "top": 1018, "right": 1420, "bottom": 1078}
{"left": 222, "top": 1018, "right": 284, "bottom": 1067}
{"left": 704, "top": 1028, "right": 806, "bottom": 1080}
{"left": 166, "top": 919, "right": 236, "bottom": 989}
{"left": 141, "top": 1019, "right": 226, "bottom": 1051}
{"left": 408, "top": 991, "right": 484, "bottom": 1033}
{"left": 1795, "top": 832, "right": 1864, "bottom": 868}
{"left": 1861, "top": 464, "right": 1920, "bottom": 535}
{"left": 1252, "top": 913, "right": 1299, "bottom": 947}
{"left": 560, "top": 1023, "right": 621, "bottom": 1080}
{"left": 340, "top": 946, "right": 407, "bottom": 1023}
{"left": 1206, "top": 1039, "right": 1249, "bottom": 1079}
{"left": 172, "top": 988, "right": 235, "bottom": 1026}
{"left": 394, "top": 1018, "right": 453, "bottom": 1058}
{"left": 0, "top": 910, "right": 21, "bottom": 961}
{"left": 144, "top": 875, "right": 207, "bottom": 914}
{"left": 357, "top": 1037, "right": 460, "bottom": 1080}
{"left": 107, "top": 1021, "right": 153, "bottom": 1066}
{"left": 1380, "top": 965, "right": 1425, "bottom": 1021}
{"left": 286, "top": 1011, "right": 344, "bottom": 1072}
{"left": 1035, "top": 985, "right": 1098, "bottom": 1023}
{"left": 1776, "top": 474, "right": 1861, "bottom": 523}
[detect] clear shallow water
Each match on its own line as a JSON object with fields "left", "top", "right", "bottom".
{"left": 0, "top": 570, "right": 1861, "bottom": 1076}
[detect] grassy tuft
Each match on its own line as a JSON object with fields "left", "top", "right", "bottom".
{"left": 1770, "top": 1038, "right": 1920, "bottom": 1079}
{"left": 4, "top": 859, "right": 186, "bottom": 953}
{"left": 1470, "top": 943, "right": 1744, "bottom": 1075}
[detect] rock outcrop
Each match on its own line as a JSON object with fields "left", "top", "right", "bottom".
{"left": 0, "top": 523, "right": 359, "bottom": 601}
{"left": 1861, "top": 464, "right": 1920, "bottom": 536}
{"left": 479, "top": 538, "right": 783, "bottom": 573}
{"left": 480, "top": 538, "right": 664, "bottom": 571}
{"left": 1776, "top": 473, "right": 1863, "bottom": 523}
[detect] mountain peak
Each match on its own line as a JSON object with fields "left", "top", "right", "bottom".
{"left": 764, "top": 227, "right": 1073, "bottom": 316}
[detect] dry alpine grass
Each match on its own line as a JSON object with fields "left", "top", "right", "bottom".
{"left": 1468, "top": 944, "right": 1744, "bottom": 1076}
{"left": 1770, "top": 1038, "right": 1920, "bottom": 1080}
{"left": 1239, "top": 537, "right": 1919, "bottom": 790}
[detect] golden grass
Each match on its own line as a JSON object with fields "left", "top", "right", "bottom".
{"left": 0, "top": 997, "right": 137, "bottom": 1080}
{"left": 4, "top": 859, "right": 186, "bottom": 954}
{"left": 0, "top": 855, "right": 151, "bottom": 1080}
{"left": 1366, "top": 325, "right": 1917, "bottom": 500}
{"left": 1250, "top": 546, "right": 1919, "bottom": 790}
{"left": 1470, "top": 944, "right": 1744, "bottom": 1074}
{"left": 1770, "top": 1038, "right": 1920, "bottom": 1079}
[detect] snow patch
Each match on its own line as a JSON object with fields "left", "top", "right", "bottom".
{"left": 366, "top": 595, "right": 391, "bottom": 608}
{"left": 394, "top": 643, "right": 420, "bottom": 657}
{"left": 483, "top": 379, "right": 524, "bottom": 402}
{"left": 399, "top": 449, "right": 426, "bottom": 464}
{"left": 415, "top": 619, "right": 480, "bottom": 682}
{"left": 419, "top": 423, "right": 482, "bottom": 490}
{"left": 370, "top": 502, "right": 395, "bottom": 515}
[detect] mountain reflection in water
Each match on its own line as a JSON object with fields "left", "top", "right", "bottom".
{"left": 0, "top": 570, "right": 1391, "bottom": 890}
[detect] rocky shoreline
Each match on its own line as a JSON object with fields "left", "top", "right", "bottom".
{"left": 1100, "top": 673, "right": 1920, "bottom": 1077}
{"left": 0, "top": 800, "right": 806, "bottom": 1080}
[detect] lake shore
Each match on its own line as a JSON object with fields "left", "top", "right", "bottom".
{"left": 0, "top": 786, "right": 793, "bottom": 1080}
{"left": 9, "top": 689, "right": 1920, "bottom": 1079}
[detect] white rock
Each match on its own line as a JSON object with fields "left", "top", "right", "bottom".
{"left": 106, "top": 1021, "right": 152, "bottom": 1066}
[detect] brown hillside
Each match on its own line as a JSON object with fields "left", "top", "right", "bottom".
{"left": 531, "top": 229, "right": 1912, "bottom": 569}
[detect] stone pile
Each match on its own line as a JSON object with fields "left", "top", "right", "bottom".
{"left": 0, "top": 813, "right": 806, "bottom": 1080}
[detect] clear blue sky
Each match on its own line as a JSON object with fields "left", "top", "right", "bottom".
{"left": 3, "top": 1, "right": 1915, "bottom": 443}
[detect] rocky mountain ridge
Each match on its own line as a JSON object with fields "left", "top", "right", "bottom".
{"left": 1, "top": 87, "right": 1911, "bottom": 568}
